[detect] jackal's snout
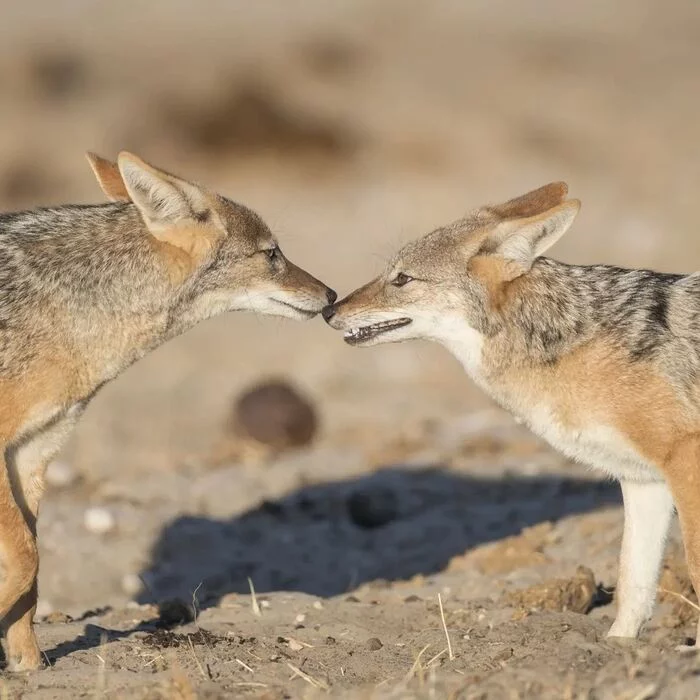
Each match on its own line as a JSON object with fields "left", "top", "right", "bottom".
{"left": 321, "top": 280, "right": 415, "bottom": 346}
{"left": 273, "top": 260, "right": 336, "bottom": 319}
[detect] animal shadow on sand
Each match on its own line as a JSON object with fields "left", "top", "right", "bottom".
{"left": 136, "top": 467, "right": 620, "bottom": 603}
{"left": 44, "top": 465, "right": 620, "bottom": 665}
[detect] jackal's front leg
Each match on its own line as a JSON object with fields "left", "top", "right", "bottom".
{"left": 0, "top": 449, "right": 40, "bottom": 671}
{"left": 607, "top": 479, "right": 673, "bottom": 640}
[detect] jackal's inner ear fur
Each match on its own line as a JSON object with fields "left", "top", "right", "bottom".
{"left": 487, "top": 199, "right": 581, "bottom": 272}
{"left": 118, "top": 152, "right": 198, "bottom": 226}
{"left": 86, "top": 152, "right": 130, "bottom": 202}
{"left": 117, "top": 152, "right": 217, "bottom": 258}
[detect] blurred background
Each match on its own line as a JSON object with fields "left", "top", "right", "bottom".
{"left": 1, "top": 0, "right": 699, "bottom": 613}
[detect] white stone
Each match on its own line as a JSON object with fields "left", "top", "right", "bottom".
{"left": 84, "top": 507, "right": 116, "bottom": 535}
{"left": 121, "top": 573, "right": 143, "bottom": 596}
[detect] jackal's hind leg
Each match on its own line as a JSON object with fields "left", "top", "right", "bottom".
{"left": 662, "top": 437, "right": 700, "bottom": 650}
{"left": 1, "top": 416, "right": 77, "bottom": 672}
{"left": 0, "top": 449, "right": 39, "bottom": 670}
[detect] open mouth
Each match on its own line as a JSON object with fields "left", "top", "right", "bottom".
{"left": 343, "top": 318, "right": 412, "bottom": 345}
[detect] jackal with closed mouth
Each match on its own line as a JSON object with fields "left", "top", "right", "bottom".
{"left": 0, "top": 152, "right": 335, "bottom": 671}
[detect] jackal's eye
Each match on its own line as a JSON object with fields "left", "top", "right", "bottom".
{"left": 265, "top": 246, "right": 279, "bottom": 261}
{"left": 391, "top": 272, "right": 413, "bottom": 287}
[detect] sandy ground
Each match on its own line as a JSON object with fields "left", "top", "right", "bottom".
{"left": 1, "top": 0, "right": 700, "bottom": 696}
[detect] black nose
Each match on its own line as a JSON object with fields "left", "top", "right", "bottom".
{"left": 326, "top": 288, "right": 337, "bottom": 305}
{"left": 322, "top": 304, "right": 336, "bottom": 322}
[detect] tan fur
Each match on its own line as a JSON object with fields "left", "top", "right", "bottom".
{"left": 85, "top": 153, "right": 130, "bottom": 202}
{"left": 485, "top": 335, "right": 689, "bottom": 461}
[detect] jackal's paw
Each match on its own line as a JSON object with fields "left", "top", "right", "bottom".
{"left": 605, "top": 635, "right": 639, "bottom": 648}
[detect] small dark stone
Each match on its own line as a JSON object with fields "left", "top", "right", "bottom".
{"left": 260, "top": 499, "right": 285, "bottom": 517}
{"left": 366, "top": 637, "right": 383, "bottom": 651}
{"left": 345, "top": 595, "right": 360, "bottom": 603}
{"left": 156, "top": 599, "right": 193, "bottom": 629}
{"left": 492, "top": 647, "right": 513, "bottom": 663}
{"left": 404, "top": 595, "right": 422, "bottom": 603}
{"left": 232, "top": 380, "right": 317, "bottom": 450}
{"left": 347, "top": 488, "right": 398, "bottom": 529}
{"left": 325, "top": 636, "right": 337, "bottom": 645}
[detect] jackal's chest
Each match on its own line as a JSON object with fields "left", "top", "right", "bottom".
{"left": 443, "top": 326, "right": 661, "bottom": 481}
{"left": 509, "top": 401, "right": 659, "bottom": 482}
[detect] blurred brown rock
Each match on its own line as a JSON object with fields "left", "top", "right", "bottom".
{"left": 232, "top": 379, "right": 318, "bottom": 452}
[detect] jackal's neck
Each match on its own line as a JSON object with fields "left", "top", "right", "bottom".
{"left": 492, "top": 258, "right": 593, "bottom": 365}
{"left": 484, "top": 257, "right": 683, "bottom": 372}
{"left": 0, "top": 202, "right": 175, "bottom": 314}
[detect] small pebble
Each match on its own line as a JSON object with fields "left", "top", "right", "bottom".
{"left": 326, "top": 636, "right": 337, "bottom": 645}
{"left": 288, "top": 638, "right": 304, "bottom": 652}
{"left": 295, "top": 613, "right": 306, "bottom": 624}
{"left": 313, "top": 600, "right": 323, "bottom": 610}
{"left": 366, "top": 637, "right": 383, "bottom": 651}
{"left": 492, "top": 647, "right": 513, "bottom": 663}
{"left": 45, "top": 461, "right": 78, "bottom": 489}
{"left": 121, "top": 573, "right": 143, "bottom": 596}
{"left": 84, "top": 507, "right": 116, "bottom": 535}
{"left": 157, "top": 599, "right": 193, "bottom": 628}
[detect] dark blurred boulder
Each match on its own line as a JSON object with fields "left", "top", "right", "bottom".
{"left": 232, "top": 379, "right": 318, "bottom": 451}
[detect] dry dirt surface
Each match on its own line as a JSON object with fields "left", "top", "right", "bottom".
{"left": 1, "top": 0, "right": 700, "bottom": 697}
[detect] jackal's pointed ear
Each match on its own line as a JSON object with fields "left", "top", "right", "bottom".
{"left": 487, "top": 182, "right": 569, "bottom": 221}
{"left": 117, "top": 152, "right": 210, "bottom": 235}
{"left": 487, "top": 199, "right": 580, "bottom": 273}
{"left": 86, "top": 152, "right": 130, "bottom": 202}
